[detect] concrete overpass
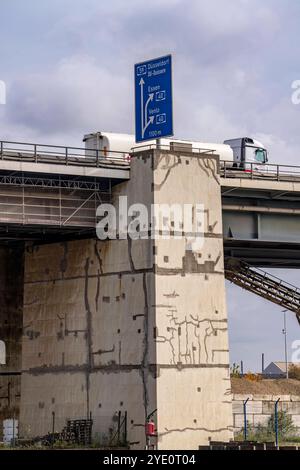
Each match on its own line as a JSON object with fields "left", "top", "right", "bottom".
{"left": 221, "top": 170, "right": 300, "bottom": 267}
{"left": 0, "top": 140, "right": 300, "bottom": 268}
{"left": 0, "top": 140, "right": 130, "bottom": 243}
{"left": 1, "top": 140, "right": 300, "bottom": 266}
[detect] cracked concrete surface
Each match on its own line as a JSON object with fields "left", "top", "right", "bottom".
{"left": 18, "top": 150, "right": 233, "bottom": 449}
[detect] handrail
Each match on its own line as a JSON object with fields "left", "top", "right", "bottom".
{"left": 2, "top": 141, "right": 300, "bottom": 181}
{"left": 226, "top": 257, "right": 300, "bottom": 295}
{"left": 132, "top": 143, "right": 216, "bottom": 154}
{"left": 0, "top": 140, "right": 131, "bottom": 168}
{"left": 246, "top": 265, "right": 300, "bottom": 296}
{"left": 220, "top": 160, "right": 300, "bottom": 182}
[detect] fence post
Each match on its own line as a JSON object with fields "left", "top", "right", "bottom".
{"left": 275, "top": 398, "right": 280, "bottom": 448}
{"left": 12, "top": 412, "right": 15, "bottom": 447}
{"left": 243, "top": 397, "right": 250, "bottom": 441}
{"left": 123, "top": 411, "right": 127, "bottom": 446}
{"left": 52, "top": 411, "right": 55, "bottom": 447}
{"left": 117, "top": 410, "right": 121, "bottom": 444}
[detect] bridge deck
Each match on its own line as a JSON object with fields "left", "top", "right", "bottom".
{"left": 0, "top": 140, "right": 130, "bottom": 179}
{"left": 221, "top": 167, "right": 300, "bottom": 267}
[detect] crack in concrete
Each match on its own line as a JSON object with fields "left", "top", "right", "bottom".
{"left": 197, "top": 158, "right": 219, "bottom": 185}
{"left": 92, "top": 346, "right": 115, "bottom": 356}
{"left": 60, "top": 242, "right": 68, "bottom": 279}
{"left": 141, "top": 273, "right": 149, "bottom": 420}
{"left": 84, "top": 257, "right": 93, "bottom": 417}
{"left": 23, "top": 362, "right": 230, "bottom": 375}
{"left": 157, "top": 312, "right": 228, "bottom": 365}
{"left": 94, "top": 241, "right": 103, "bottom": 312}
{"left": 153, "top": 158, "right": 181, "bottom": 191}
{"left": 160, "top": 425, "right": 231, "bottom": 436}
{"left": 128, "top": 237, "right": 136, "bottom": 272}
{"left": 24, "top": 267, "right": 154, "bottom": 285}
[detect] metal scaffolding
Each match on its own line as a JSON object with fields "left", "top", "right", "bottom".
{"left": 0, "top": 172, "right": 111, "bottom": 230}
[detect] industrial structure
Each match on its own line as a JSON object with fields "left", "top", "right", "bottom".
{"left": 0, "top": 139, "right": 300, "bottom": 449}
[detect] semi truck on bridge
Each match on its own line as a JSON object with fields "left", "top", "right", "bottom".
{"left": 83, "top": 131, "right": 268, "bottom": 170}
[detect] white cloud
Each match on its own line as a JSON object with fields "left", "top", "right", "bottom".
{"left": 6, "top": 56, "right": 134, "bottom": 145}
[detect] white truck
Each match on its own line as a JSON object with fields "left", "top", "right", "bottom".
{"left": 83, "top": 132, "right": 268, "bottom": 170}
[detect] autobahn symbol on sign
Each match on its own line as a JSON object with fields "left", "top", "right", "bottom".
{"left": 134, "top": 54, "right": 173, "bottom": 143}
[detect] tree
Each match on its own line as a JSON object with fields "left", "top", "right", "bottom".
{"left": 267, "top": 411, "right": 295, "bottom": 440}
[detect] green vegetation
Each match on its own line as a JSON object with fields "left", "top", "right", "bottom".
{"left": 235, "top": 411, "right": 300, "bottom": 443}
{"left": 231, "top": 363, "right": 241, "bottom": 378}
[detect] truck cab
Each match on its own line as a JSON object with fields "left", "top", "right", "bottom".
{"left": 224, "top": 137, "right": 268, "bottom": 170}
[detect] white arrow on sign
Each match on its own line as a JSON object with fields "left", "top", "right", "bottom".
{"left": 139, "top": 78, "right": 155, "bottom": 138}
{"left": 142, "top": 92, "right": 154, "bottom": 137}
{"left": 145, "top": 92, "right": 154, "bottom": 117}
{"left": 142, "top": 115, "right": 154, "bottom": 137}
{"left": 139, "top": 78, "right": 145, "bottom": 134}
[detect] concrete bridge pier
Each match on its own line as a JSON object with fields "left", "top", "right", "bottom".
{"left": 0, "top": 246, "right": 24, "bottom": 440}
{"left": 19, "top": 149, "right": 233, "bottom": 449}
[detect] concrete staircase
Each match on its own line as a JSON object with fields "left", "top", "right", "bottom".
{"left": 225, "top": 258, "right": 300, "bottom": 324}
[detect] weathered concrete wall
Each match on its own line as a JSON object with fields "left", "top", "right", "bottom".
{"left": 233, "top": 393, "right": 300, "bottom": 433}
{"left": 20, "top": 239, "right": 156, "bottom": 445}
{"left": 0, "top": 245, "right": 24, "bottom": 439}
{"left": 150, "top": 151, "right": 232, "bottom": 449}
{"left": 20, "top": 150, "right": 233, "bottom": 449}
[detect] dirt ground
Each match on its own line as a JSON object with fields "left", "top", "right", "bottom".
{"left": 231, "top": 377, "right": 300, "bottom": 395}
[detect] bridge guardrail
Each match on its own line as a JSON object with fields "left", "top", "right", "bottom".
{"left": 131, "top": 143, "right": 216, "bottom": 154}
{"left": 220, "top": 160, "right": 300, "bottom": 182}
{"left": 2, "top": 142, "right": 300, "bottom": 181}
{"left": 0, "top": 140, "right": 131, "bottom": 169}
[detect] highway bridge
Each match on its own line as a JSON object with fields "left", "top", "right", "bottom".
{"left": 221, "top": 168, "right": 300, "bottom": 268}
{"left": 0, "top": 140, "right": 299, "bottom": 268}
{"left": 0, "top": 140, "right": 130, "bottom": 242}
{"left": 0, "top": 140, "right": 299, "bottom": 449}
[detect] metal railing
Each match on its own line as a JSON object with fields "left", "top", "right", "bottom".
{"left": 3, "top": 141, "right": 300, "bottom": 182}
{"left": 225, "top": 258, "right": 300, "bottom": 322}
{"left": 132, "top": 143, "right": 216, "bottom": 154}
{"left": 0, "top": 140, "right": 131, "bottom": 169}
{"left": 220, "top": 160, "right": 300, "bottom": 182}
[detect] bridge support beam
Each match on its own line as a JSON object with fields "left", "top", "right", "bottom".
{"left": 0, "top": 245, "right": 24, "bottom": 440}
{"left": 19, "top": 150, "right": 233, "bottom": 449}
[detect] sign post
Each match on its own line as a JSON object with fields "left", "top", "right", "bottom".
{"left": 134, "top": 54, "right": 173, "bottom": 143}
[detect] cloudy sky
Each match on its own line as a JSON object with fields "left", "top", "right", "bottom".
{"left": 1, "top": 0, "right": 300, "bottom": 371}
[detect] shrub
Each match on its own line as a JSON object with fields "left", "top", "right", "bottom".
{"left": 231, "top": 363, "right": 241, "bottom": 377}
{"left": 244, "top": 372, "right": 260, "bottom": 382}
{"left": 235, "top": 411, "right": 298, "bottom": 443}
{"left": 267, "top": 410, "right": 296, "bottom": 439}
{"left": 289, "top": 364, "right": 300, "bottom": 380}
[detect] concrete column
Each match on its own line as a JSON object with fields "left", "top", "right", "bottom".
{"left": 149, "top": 150, "right": 233, "bottom": 448}
{"left": 0, "top": 245, "right": 24, "bottom": 439}
{"left": 20, "top": 149, "right": 233, "bottom": 449}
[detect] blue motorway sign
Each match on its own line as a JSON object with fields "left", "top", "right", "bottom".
{"left": 134, "top": 54, "right": 173, "bottom": 143}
